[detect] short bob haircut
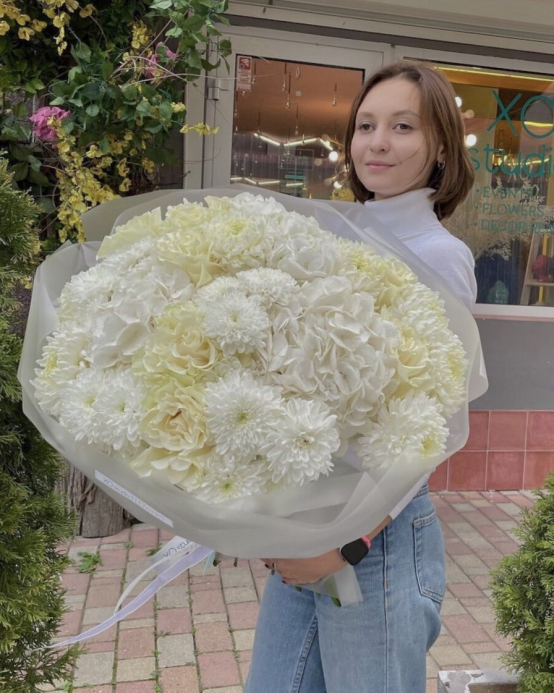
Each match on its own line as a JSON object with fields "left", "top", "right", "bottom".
{"left": 343, "top": 61, "right": 475, "bottom": 220}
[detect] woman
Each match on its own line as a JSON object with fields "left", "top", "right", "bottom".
{"left": 245, "top": 61, "right": 477, "bottom": 693}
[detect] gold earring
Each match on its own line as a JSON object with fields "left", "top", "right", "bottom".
{"left": 437, "top": 161, "right": 446, "bottom": 170}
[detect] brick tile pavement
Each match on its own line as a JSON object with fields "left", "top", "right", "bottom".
{"left": 47, "top": 490, "right": 535, "bottom": 692}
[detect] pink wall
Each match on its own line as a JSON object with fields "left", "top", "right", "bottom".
{"left": 429, "top": 411, "right": 554, "bottom": 491}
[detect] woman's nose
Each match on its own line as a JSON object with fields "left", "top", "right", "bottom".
{"left": 369, "top": 127, "right": 390, "bottom": 153}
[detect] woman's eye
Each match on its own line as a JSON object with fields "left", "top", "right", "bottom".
{"left": 395, "top": 123, "right": 413, "bottom": 131}
{"left": 357, "top": 122, "right": 373, "bottom": 131}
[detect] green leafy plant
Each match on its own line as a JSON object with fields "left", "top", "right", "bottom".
{"left": 0, "top": 152, "right": 79, "bottom": 691}
{"left": 76, "top": 551, "right": 103, "bottom": 573}
{"left": 491, "top": 474, "right": 554, "bottom": 693}
{"left": 0, "top": 0, "right": 231, "bottom": 240}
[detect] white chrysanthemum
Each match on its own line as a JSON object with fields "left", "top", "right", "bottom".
{"left": 384, "top": 283, "right": 448, "bottom": 338}
{"left": 207, "top": 213, "right": 273, "bottom": 272}
{"left": 33, "top": 324, "right": 92, "bottom": 416}
{"left": 94, "top": 369, "right": 146, "bottom": 452}
{"left": 205, "top": 191, "right": 286, "bottom": 218}
{"left": 203, "top": 293, "right": 270, "bottom": 356}
{"left": 427, "top": 335, "right": 467, "bottom": 417}
{"left": 204, "top": 370, "right": 283, "bottom": 459}
{"left": 97, "top": 208, "right": 165, "bottom": 258}
{"left": 194, "top": 453, "right": 270, "bottom": 503}
{"left": 236, "top": 268, "right": 298, "bottom": 308}
{"left": 357, "top": 391, "right": 448, "bottom": 471}
{"left": 100, "top": 237, "right": 158, "bottom": 275}
{"left": 57, "top": 265, "right": 114, "bottom": 323}
{"left": 193, "top": 276, "right": 243, "bottom": 310}
{"left": 261, "top": 399, "right": 339, "bottom": 487}
{"left": 58, "top": 368, "right": 104, "bottom": 443}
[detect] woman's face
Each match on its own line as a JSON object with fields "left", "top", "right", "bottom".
{"left": 350, "top": 76, "right": 443, "bottom": 200}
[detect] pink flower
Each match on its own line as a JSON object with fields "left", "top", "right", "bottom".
{"left": 145, "top": 43, "right": 177, "bottom": 79}
{"left": 30, "top": 106, "right": 71, "bottom": 142}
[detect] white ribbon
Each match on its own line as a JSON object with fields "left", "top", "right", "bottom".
{"left": 48, "top": 544, "right": 212, "bottom": 649}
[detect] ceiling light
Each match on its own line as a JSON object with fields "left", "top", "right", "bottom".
{"left": 328, "top": 150, "right": 340, "bottom": 163}
{"left": 465, "top": 134, "right": 477, "bottom": 147}
{"left": 253, "top": 133, "right": 282, "bottom": 147}
{"left": 285, "top": 137, "right": 318, "bottom": 147}
{"left": 455, "top": 96, "right": 462, "bottom": 107}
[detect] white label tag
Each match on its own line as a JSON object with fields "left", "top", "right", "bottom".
{"left": 95, "top": 471, "right": 174, "bottom": 528}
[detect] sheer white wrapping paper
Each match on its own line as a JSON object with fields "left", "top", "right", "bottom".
{"left": 18, "top": 186, "right": 488, "bottom": 559}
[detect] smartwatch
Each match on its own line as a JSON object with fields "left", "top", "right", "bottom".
{"left": 339, "top": 536, "right": 371, "bottom": 566}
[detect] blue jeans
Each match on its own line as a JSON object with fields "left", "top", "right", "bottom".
{"left": 244, "top": 484, "right": 446, "bottom": 693}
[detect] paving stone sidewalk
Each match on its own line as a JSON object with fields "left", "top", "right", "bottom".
{"left": 47, "top": 489, "right": 536, "bottom": 693}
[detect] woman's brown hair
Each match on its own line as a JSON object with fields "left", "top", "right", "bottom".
{"left": 343, "top": 61, "right": 474, "bottom": 220}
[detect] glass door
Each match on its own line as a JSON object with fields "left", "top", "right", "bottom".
{"left": 194, "top": 29, "right": 387, "bottom": 199}
{"left": 393, "top": 45, "right": 554, "bottom": 316}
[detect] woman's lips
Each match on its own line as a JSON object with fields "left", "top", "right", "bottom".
{"left": 365, "top": 162, "right": 394, "bottom": 172}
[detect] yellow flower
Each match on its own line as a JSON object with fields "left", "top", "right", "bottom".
{"left": 85, "top": 145, "right": 103, "bottom": 158}
{"left": 119, "top": 177, "right": 131, "bottom": 192}
{"left": 15, "top": 13, "right": 30, "bottom": 26}
{"left": 142, "top": 158, "right": 155, "bottom": 175}
{"left": 180, "top": 122, "right": 219, "bottom": 136}
{"left": 123, "top": 131, "right": 133, "bottom": 141}
{"left": 116, "top": 158, "right": 129, "bottom": 177}
{"left": 131, "top": 21, "right": 150, "bottom": 49}
{"left": 79, "top": 2, "right": 95, "bottom": 17}
{"left": 0, "top": 21, "right": 10, "bottom": 35}
{"left": 65, "top": 0, "right": 79, "bottom": 10}
{"left": 171, "top": 102, "right": 186, "bottom": 113}
{"left": 18, "top": 26, "right": 33, "bottom": 40}
{"left": 53, "top": 12, "right": 69, "bottom": 28}
{"left": 31, "top": 19, "right": 48, "bottom": 31}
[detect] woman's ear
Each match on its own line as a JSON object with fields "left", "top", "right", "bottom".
{"left": 437, "top": 143, "right": 446, "bottom": 165}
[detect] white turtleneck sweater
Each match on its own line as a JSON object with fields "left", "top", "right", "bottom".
{"left": 365, "top": 187, "right": 478, "bottom": 519}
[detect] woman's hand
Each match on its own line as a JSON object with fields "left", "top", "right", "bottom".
{"left": 262, "top": 550, "right": 347, "bottom": 585}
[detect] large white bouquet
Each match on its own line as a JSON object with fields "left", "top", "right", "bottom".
{"left": 20, "top": 187, "right": 487, "bottom": 563}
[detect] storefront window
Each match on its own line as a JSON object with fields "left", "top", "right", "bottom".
{"left": 231, "top": 56, "right": 363, "bottom": 200}
{"left": 435, "top": 63, "right": 554, "bottom": 308}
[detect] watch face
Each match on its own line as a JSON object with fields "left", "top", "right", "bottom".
{"left": 341, "top": 539, "right": 369, "bottom": 566}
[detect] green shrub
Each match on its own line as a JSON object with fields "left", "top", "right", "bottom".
{"left": 0, "top": 154, "right": 78, "bottom": 691}
{"left": 491, "top": 473, "right": 554, "bottom": 693}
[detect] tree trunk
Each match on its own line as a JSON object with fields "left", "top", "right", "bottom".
{"left": 59, "top": 463, "right": 132, "bottom": 538}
